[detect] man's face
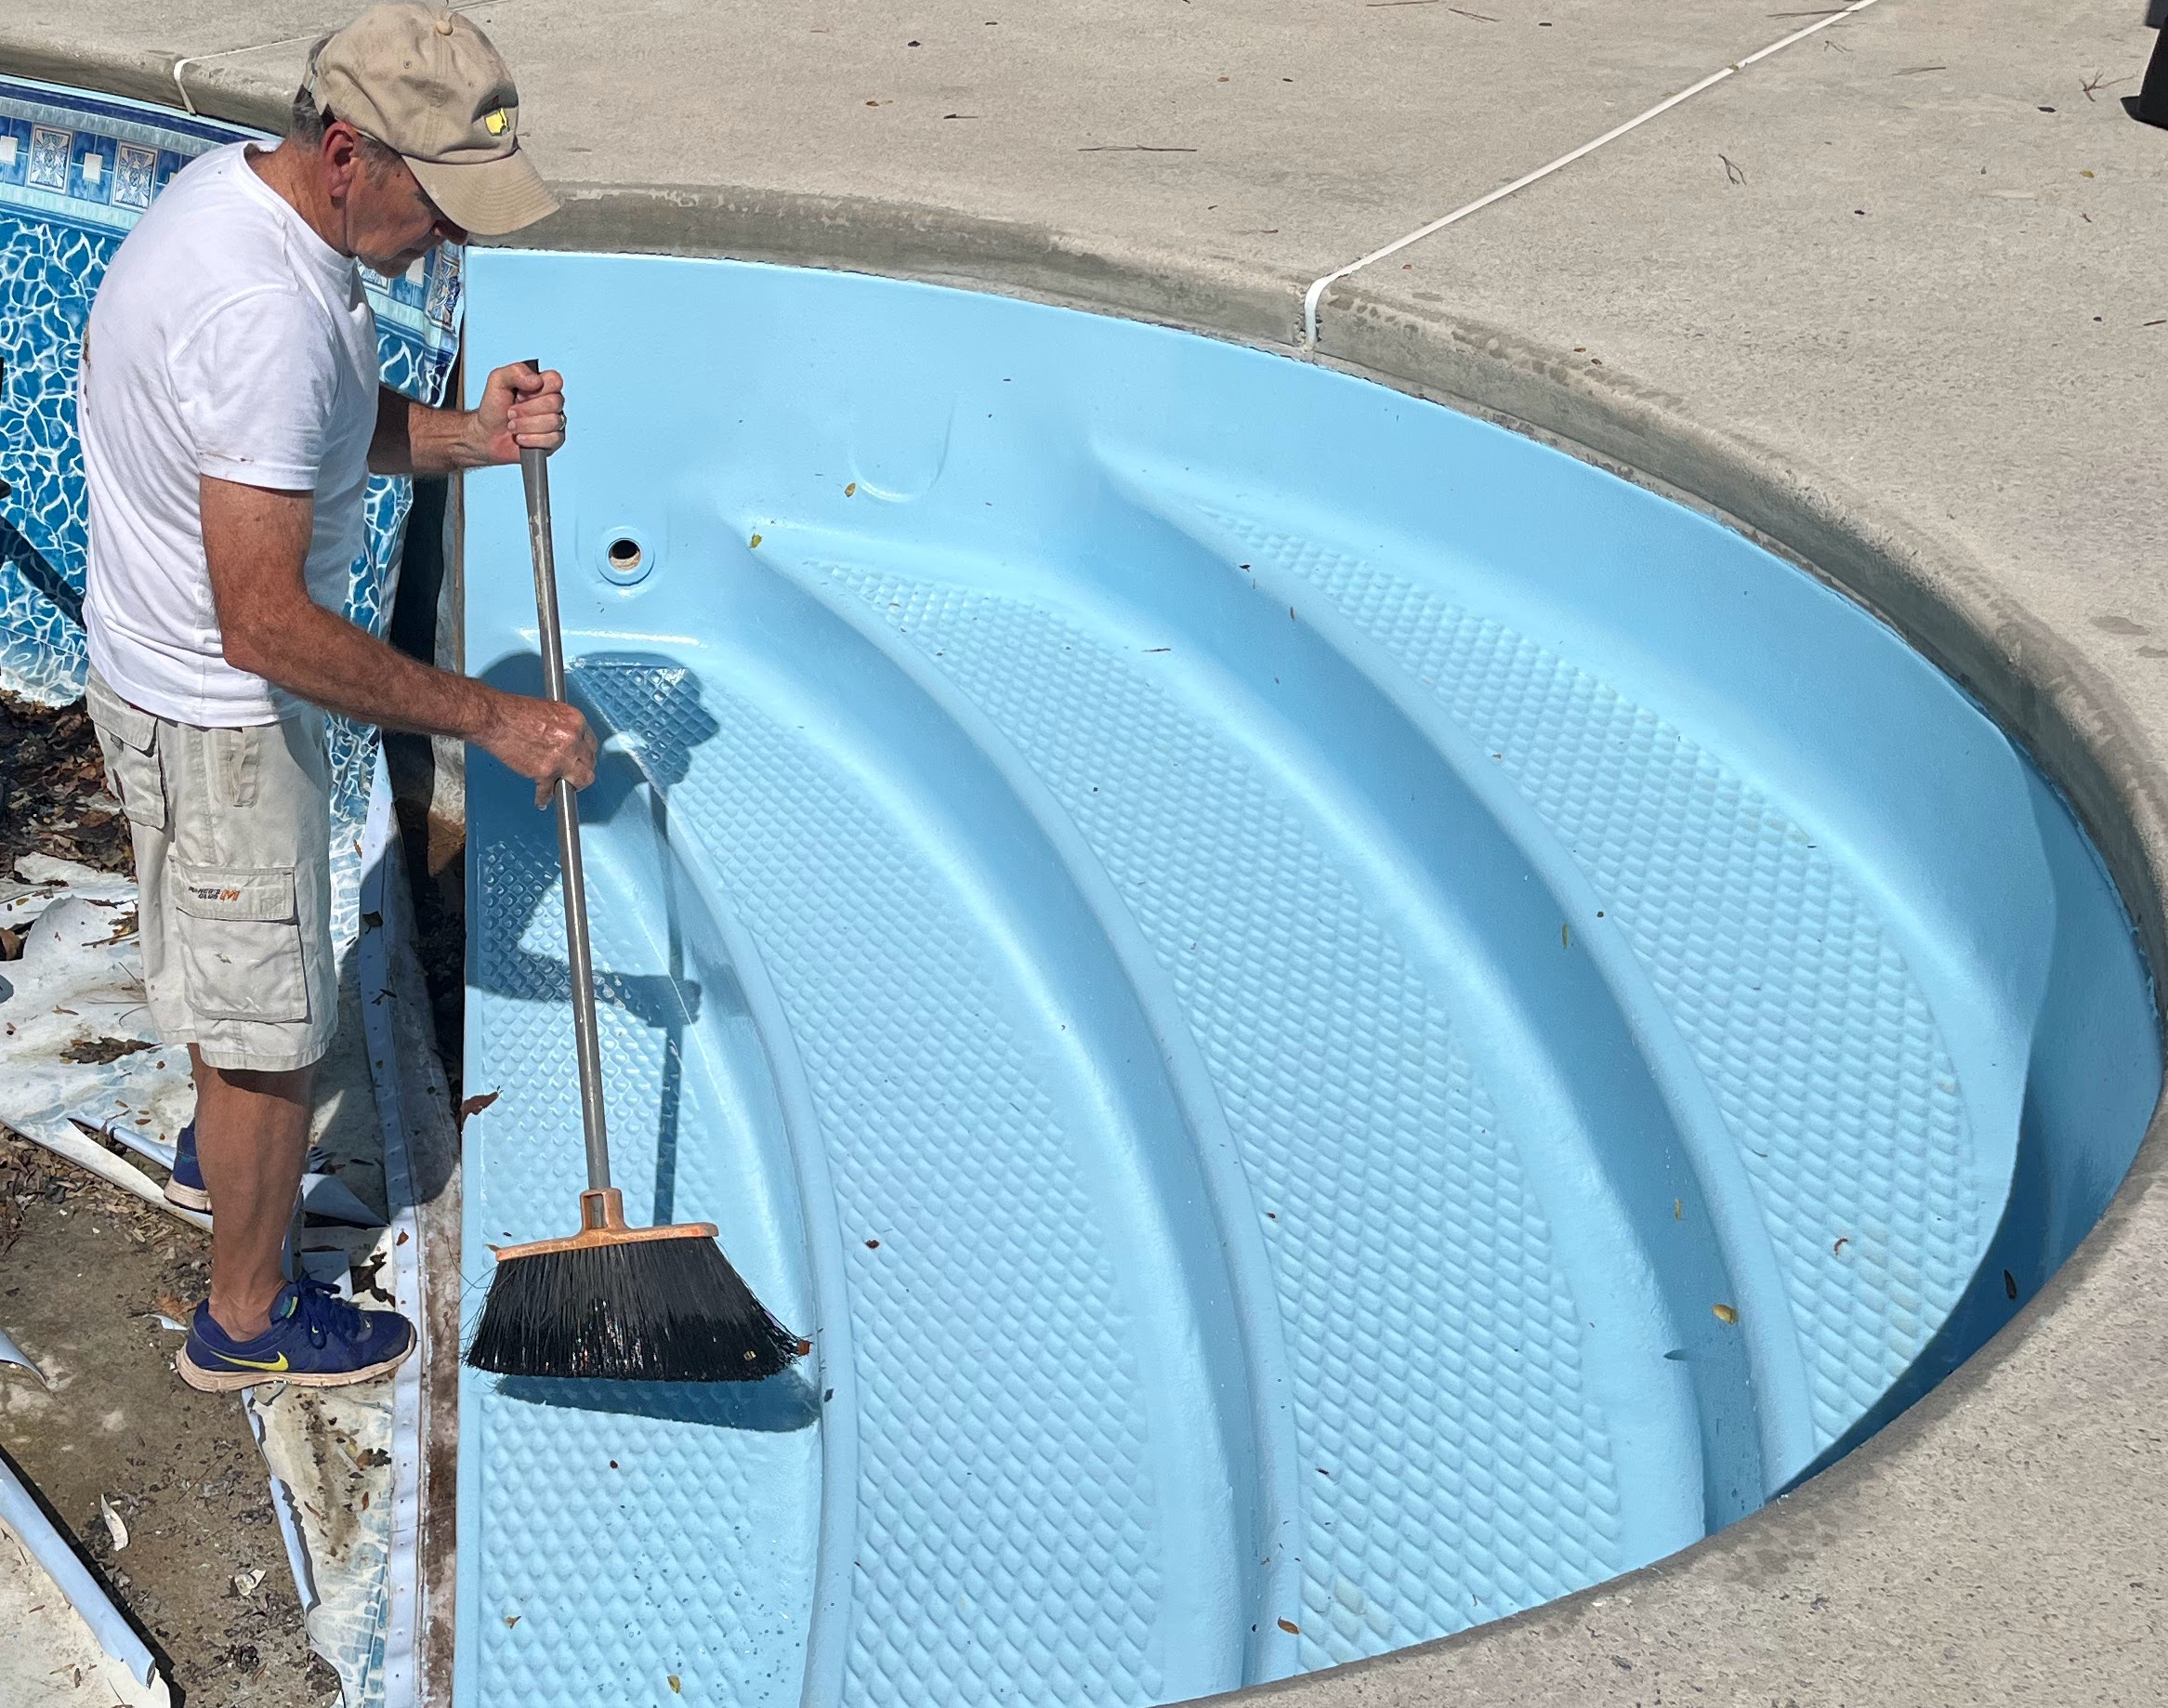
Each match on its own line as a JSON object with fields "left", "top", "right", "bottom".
{"left": 327, "top": 124, "right": 468, "bottom": 275}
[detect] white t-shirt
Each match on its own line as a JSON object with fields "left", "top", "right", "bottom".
{"left": 80, "top": 142, "right": 378, "bottom": 727}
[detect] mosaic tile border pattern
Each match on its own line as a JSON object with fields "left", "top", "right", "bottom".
{"left": 0, "top": 75, "right": 465, "bottom": 940}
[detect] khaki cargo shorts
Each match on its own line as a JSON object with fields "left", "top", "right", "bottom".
{"left": 86, "top": 669, "right": 336, "bottom": 1074}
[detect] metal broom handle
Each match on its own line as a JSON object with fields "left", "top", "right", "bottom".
{"left": 520, "top": 429, "right": 612, "bottom": 1198}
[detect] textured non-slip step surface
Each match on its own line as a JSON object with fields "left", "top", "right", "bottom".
{"left": 467, "top": 665, "right": 1190, "bottom": 1706}
{"left": 814, "top": 561, "right": 1639, "bottom": 1668}
{"left": 465, "top": 822, "right": 823, "bottom": 1708}
{"left": 1184, "top": 515, "right": 1986, "bottom": 1452}
{"left": 576, "top": 662, "right": 1179, "bottom": 1707}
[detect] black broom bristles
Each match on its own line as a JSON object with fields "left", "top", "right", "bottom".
{"left": 466, "top": 1233, "right": 806, "bottom": 1383}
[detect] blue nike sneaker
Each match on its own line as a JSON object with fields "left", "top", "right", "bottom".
{"left": 177, "top": 1277, "right": 415, "bottom": 1392}
{"left": 164, "top": 1121, "right": 210, "bottom": 1213}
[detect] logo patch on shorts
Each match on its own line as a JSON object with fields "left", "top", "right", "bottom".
{"left": 193, "top": 885, "right": 243, "bottom": 903}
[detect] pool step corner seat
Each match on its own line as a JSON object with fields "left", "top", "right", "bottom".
{"left": 453, "top": 248, "right": 2159, "bottom": 1708}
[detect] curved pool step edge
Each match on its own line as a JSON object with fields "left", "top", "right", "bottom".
{"left": 1111, "top": 477, "right": 2027, "bottom": 1475}
{"left": 1085, "top": 458, "right": 2035, "bottom": 1493}
{"left": 1107, "top": 491, "right": 1811, "bottom": 1503}
{"left": 1307, "top": 292, "right": 2168, "bottom": 1048}
{"left": 568, "top": 649, "right": 1245, "bottom": 1703}
{"left": 721, "top": 563, "right": 1309, "bottom": 1681}
{"left": 577, "top": 745, "right": 867, "bottom": 1708}
{"left": 973, "top": 477, "right": 1779, "bottom": 1515}
{"left": 1785, "top": 766, "right": 2168, "bottom": 1491}
{"left": 455, "top": 760, "right": 827, "bottom": 1708}
{"left": 767, "top": 532, "right": 1690, "bottom": 1638}
{"left": 598, "top": 585, "right": 1289, "bottom": 1690}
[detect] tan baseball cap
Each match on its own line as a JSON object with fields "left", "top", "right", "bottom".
{"left": 309, "top": 3, "right": 558, "bottom": 237}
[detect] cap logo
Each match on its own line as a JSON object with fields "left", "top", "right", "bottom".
{"left": 483, "top": 107, "right": 510, "bottom": 136}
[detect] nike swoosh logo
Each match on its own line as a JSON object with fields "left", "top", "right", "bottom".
{"left": 221, "top": 1351, "right": 289, "bottom": 1372}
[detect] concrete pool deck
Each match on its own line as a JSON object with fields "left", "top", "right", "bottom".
{"left": 5, "top": 1, "right": 2163, "bottom": 1702}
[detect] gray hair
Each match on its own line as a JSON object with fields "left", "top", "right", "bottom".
{"left": 288, "top": 43, "right": 402, "bottom": 173}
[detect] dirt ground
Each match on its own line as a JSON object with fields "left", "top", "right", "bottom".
{"left": 0, "top": 1135, "right": 337, "bottom": 1706}
{"left": 0, "top": 691, "right": 130, "bottom": 877}
{"left": 0, "top": 690, "right": 330, "bottom": 1707}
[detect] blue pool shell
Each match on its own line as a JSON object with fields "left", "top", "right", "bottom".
{"left": 456, "top": 250, "right": 2158, "bottom": 1708}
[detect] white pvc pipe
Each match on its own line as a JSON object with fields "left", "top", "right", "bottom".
{"left": 13, "top": 1114, "right": 209, "bottom": 1233}
{"left": 1302, "top": 0, "right": 1888, "bottom": 345}
{"left": 0, "top": 1451, "right": 168, "bottom": 1704}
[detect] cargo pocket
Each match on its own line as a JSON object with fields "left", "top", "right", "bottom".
{"left": 172, "top": 863, "right": 309, "bottom": 1022}
{"left": 85, "top": 676, "right": 166, "bottom": 833}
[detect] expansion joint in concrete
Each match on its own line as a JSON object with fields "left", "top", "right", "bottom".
{"left": 1299, "top": 0, "right": 1891, "bottom": 344}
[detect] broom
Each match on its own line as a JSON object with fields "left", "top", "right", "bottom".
{"left": 465, "top": 424, "right": 805, "bottom": 1384}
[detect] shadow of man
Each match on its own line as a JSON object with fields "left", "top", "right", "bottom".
{"left": 469, "top": 650, "right": 725, "bottom": 1219}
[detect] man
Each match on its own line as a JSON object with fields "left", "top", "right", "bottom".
{"left": 80, "top": 3, "right": 596, "bottom": 1391}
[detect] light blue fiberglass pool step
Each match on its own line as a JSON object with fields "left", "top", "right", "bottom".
{"left": 454, "top": 252, "right": 2156, "bottom": 1708}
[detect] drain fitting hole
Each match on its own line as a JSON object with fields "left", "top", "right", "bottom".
{"left": 598, "top": 527, "right": 655, "bottom": 586}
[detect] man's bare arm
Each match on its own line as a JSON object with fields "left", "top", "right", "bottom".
{"left": 369, "top": 360, "right": 566, "bottom": 478}
{"left": 203, "top": 475, "right": 594, "bottom": 804}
